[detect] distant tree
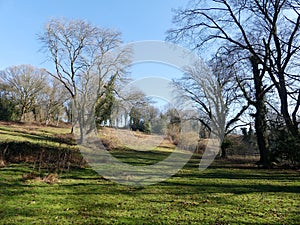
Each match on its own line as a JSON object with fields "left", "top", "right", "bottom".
{"left": 40, "top": 78, "right": 69, "bottom": 125}
{"left": 173, "top": 55, "right": 248, "bottom": 158}
{"left": 151, "top": 113, "right": 167, "bottom": 135}
{"left": 127, "top": 98, "right": 157, "bottom": 134}
{"left": 112, "top": 88, "right": 150, "bottom": 129}
{"left": 165, "top": 108, "right": 181, "bottom": 145}
{"left": 0, "top": 83, "right": 18, "bottom": 121}
{"left": 140, "top": 120, "right": 151, "bottom": 134}
{"left": 64, "top": 100, "right": 73, "bottom": 123}
{"left": 129, "top": 106, "right": 143, "bottom": 132}
{"left": 0, "top": 65, "right": 46, "bottom": 122}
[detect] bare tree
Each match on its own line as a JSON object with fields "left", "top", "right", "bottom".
{"left": 39, "top": 18, "right": 130, "bottom": 139}
{"left": 214, "top": 46, "right": 274, "bottom": 165}
{"left": 0, "top": 65, "right": 47, "bottom": 122}
{"left": 258, "top": 1, "right": 300, "bottom": 137}
{"left": 173, "top": 55, "right": 249, "bottom": 158}
{"left": 40, "top": 78, "right": 69, "bottom": 125}
{"left": 167, "top": 0, "right": 300, "bottom": 167}
{"left": 109, "top": 87, "right": 151, "bottom": 128}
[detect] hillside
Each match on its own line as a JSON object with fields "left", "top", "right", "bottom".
{"left": 0, "top": 122, "right": 177, "bottom": 169}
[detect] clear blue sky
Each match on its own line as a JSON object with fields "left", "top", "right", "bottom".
{"left": 0, "top": 0, "right": 186, "bottom": 71}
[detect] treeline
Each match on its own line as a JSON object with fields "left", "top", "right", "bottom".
{"left": 1, "top": 5, "right": 300, "bottom": 169}
{"left": 0, "top": 64, "right": 182, "bottom": 136}
{"left": 0, "top": 65, "right": 69, "bottom": 124}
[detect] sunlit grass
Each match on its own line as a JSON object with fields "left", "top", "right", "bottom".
{"left": 0, "top": 123, "right": 72, "bottom": 148}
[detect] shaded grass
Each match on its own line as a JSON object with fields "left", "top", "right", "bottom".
{"left": 109, "top": 148, "right": 173, "bottom": 166}
{"left": 0, "top": 123, "right": 84, "bottom": 169}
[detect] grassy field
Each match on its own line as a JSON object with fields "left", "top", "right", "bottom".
{"left": 0, "top": 122, "right": 299, "bottom": 224}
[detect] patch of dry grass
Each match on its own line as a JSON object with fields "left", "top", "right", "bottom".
{"left": 99, "top": 127, "right": 172, "bottom": 151}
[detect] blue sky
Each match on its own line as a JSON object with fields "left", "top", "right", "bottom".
{"left": 0, "top": 0, "right": 186, "bottom": 72}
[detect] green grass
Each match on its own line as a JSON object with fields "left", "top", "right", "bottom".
{"left": 0, "top": 123, "right": 299, "bottom": 224}
{"left": 1, "top": 163, "right": 299, "bottom": 224}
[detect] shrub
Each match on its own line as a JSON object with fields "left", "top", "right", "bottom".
{"left": 269, "top": 130, "right": 300, "bottom": 167}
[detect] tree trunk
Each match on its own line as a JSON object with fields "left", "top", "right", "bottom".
{"left": 20, "top": 104, "right": 26, "bottom": 122}
{"left": 254, "top": 101, "right": 270, "bottom": 168}
{"left": 220, "top": 145, "right": 227, "bottom": 159}
{"left": 277, "top": 73, "right": 299, "bottom": 137}
{"left": 251, "top": 56, "right": 271, "bottom": 168}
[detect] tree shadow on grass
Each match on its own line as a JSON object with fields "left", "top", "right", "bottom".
{"left": 174, "top": 168, "right": 300, "bottom": 181}
{"left": 160, "top": 179, "right": 300, "bottom": 194}
{"left": 110, "top": 148, "right": 173, "bottom": 165}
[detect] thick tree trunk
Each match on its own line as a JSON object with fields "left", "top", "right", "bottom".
{"left": 221, "top": 145, "right": 227, "bottom": 159}
{"left": 277, "top": 73, "right": 299, "bottom": 137}
{"left": 254, "top": 101, "right": 270, "bottom": 168}
{"left": 251, "top": 56, "right": 271, "bottom": 168}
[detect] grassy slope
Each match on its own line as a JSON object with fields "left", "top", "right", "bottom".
{"left": 0, "top": 123, "right": 299, "bottom": 224}
{"left": 0, "top": 122, "right": 72, "bottom": 147}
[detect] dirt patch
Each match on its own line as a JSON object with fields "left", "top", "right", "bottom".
{"left": 43, "top": 173, "right": 60, "bottom": 184}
